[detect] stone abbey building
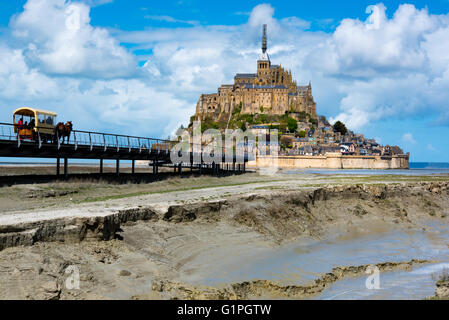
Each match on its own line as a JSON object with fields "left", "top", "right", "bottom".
{"left": 194, "top": 25, "right": 317, "bottom": 124}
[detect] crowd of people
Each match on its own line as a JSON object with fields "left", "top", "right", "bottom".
{"left": 17, "top": 115, "right": 54, "bottom": 131}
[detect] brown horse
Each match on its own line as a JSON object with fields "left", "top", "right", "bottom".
{"left": 55, "top": 121, "right": 73, "bottom": 144}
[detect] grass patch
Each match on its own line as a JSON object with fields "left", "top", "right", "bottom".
{"left": 75, "top": 179, "right": 293, "bottom": 204}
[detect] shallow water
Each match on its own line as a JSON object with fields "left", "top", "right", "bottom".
{"left": 199, "top": 222, "right": 449, "bottom": 299}
{"left": 317, "top": 262, "right": 449, "bottom": 300}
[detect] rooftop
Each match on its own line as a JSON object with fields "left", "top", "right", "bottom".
{"left": 235, "top": 73, "right": 257, "bottom": 79}
{"left": 243, "top": 84, "right": 288, "bottom": 89}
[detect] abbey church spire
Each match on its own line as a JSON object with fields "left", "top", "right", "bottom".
{"left": 259, "top": 24, "right": 270, "bottom": 61}
{"left": 262, "top": 24, "right": 267, "bottom": 54}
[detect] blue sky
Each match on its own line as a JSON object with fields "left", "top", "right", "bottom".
{"left": 3, "top": 1, "right": 448, "bottom": 30}
{"left": 0, "top": 0, "right": 449, "bottom": 162}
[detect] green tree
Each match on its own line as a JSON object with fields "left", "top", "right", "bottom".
{"left": 287, "top": 117, "right": 298, "bottom": 132}
{"left": 333, "top": 120, "right": 348, "bottom": 136}
{"left": 259, "top": 114, "right": 267, "bottom": 124}
{"left": 298, "top": 130, "right": 306, "bottom": 138}
{"left": 201, "top": 118, "right": 219, "bottom": 133}
{"left": 233, "top": 102, "right": 242, "bottom": 115}
{"left": 308, "top": 116, "right": 318, "bottom": 126}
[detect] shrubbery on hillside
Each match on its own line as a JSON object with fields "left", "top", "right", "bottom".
{"left": 333, "top": 120, "right": 348, "bottom": 136}
{"left": 287, "top": 117, "right": 298, "bottom": 132}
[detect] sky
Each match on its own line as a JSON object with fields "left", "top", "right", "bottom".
{"left": 1, "top": 0, "right": 449, "bottom": 162}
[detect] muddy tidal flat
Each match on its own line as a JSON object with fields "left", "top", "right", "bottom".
{"left": 0, "top": 165, "right": 449, "bottom": 300}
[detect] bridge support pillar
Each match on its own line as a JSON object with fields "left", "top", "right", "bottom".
{"left": 178, "top": 163, "right": 182, "bottom": 176}
{"left": 64, "top": 158, "right": 68, "bottom": 178}
{"left": 243, "top": 162, "right": 246, "bottom": 173}
{"left": 132, "top": 160, "right": 135, "bottom": 174}
{"left": 233, "top": 161, "right": 236, "bottom": 173}
{"left": 100, "top": 159, "right": 103, "bottom": 175}
{"left": 116, "top": 159, "right": 120, "bottom": 177}
{"left": 153, "top": 157, "right": 159, "bottom": 175}
{"left": 56, "top": 158, "right": 60, "bottom": 177}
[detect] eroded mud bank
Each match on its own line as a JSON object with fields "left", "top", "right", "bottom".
{"left": 3, "top": 181, "right": 448, "bottom": 250}
{"left": 0, "top": 208, "right": 157, "bottom": 251}
{"left": 0, "top": 182, "right": 448, "bottom": 299}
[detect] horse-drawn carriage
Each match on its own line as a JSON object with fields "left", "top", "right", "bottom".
{"left": 13, "top": 107, "right": 72, "bottom": 143}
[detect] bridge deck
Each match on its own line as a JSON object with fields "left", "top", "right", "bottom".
{"left": 0, "top": 123, "right": 249, "bottom": 169}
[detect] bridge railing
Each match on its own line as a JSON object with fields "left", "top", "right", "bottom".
{"left": 0, "top": 123, "right": 17, "bottom": 141}
{"left": 0, "top": 122, "right": 174, "bottom": 154}
{"left": 66, "top": 130, "right": 174, "bottom": 153}
{"left": 0, "top": 122, "right": 253, "bottom": 161}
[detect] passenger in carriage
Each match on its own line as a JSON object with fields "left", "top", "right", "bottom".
{"left": 24, "top": 121, "right": 29, "bottom": 129}
{"left": 18, "top": 117, "right": 23, "bottom": 130}
{"left": 30, "top": 118, "right": 35, "bottom": 129}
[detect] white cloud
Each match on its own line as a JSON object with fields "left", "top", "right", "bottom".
{"left": 305, "top": 3, "right": 449, "bottom": 129}
{"left": 117, "top": 3, "right": 449, "bottom": 132}
{"left": 0, "top": 46, "right": 191, "bottom": 137}
{"left": 144, "top": 15, "right": 199, "bottom": 26}
{"left": 114, "top": 4, "right": 321, "bottom": 102}
{"left": 402, "top": 133, "right": 416, "bottom": 144}
{"left": 0, "top": 0, "right": 192, "bottom": 138}
{"left": 0, "top": 46, "right": 59, "bottom": 100}
{"left": 311, "top": 4, "right": 443, "bottom": 76}
{"left": 11, "top": 0, "right": 135, "bottom": 78}
{"left": 247, "top": 4, "right": 278, "bottom": 30}
{"left": 81, "top": 0, "right": 113, "bottom": 7}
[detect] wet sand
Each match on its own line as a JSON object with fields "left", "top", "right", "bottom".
{"left": 0, "top": 166, "right": 448, "bottom": 300}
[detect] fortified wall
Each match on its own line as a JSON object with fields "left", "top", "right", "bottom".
{"left": 250, "top": 153, "right": 410, "bottom": 170}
